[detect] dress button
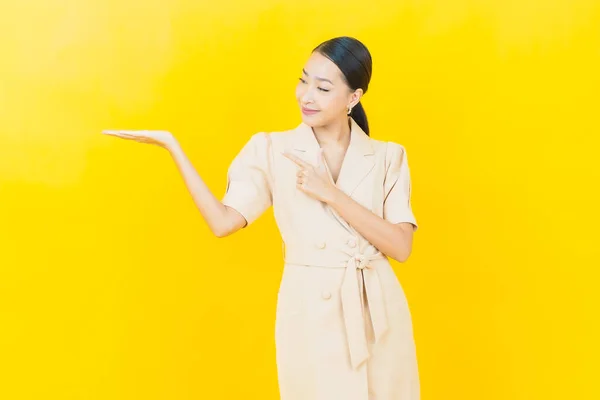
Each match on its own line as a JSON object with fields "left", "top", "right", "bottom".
{"left": 321, "top": 291, "right": 331, "bottom": 300}
{"left": 316, "top": 241, "right": 326, "bottom": 249}
{"left": 347, "top": 238, "right": 357, "bottom": 248}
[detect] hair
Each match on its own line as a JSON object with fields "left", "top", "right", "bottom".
{"left": 313, "top": 36, "right": 373, "bottom": 136}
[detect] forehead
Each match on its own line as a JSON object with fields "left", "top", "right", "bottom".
{"left": 303, "top": 52, "right": 344, "bottom": 83}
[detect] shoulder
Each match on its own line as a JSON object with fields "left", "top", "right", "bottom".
{"left": 266, "top": 127, "right": 297, "bottom": 141}
{"left": 230, "top": 132, "right": 272, "bottom": 163}
{"left": 235, "top": 127, "right": 297, "bottom": 159}
{"left": 241, "top": 131, "right": 274, "bottom": 152}
{"left": 385, "top": 141, "right": 408, "bottom": 161}
{"left": 368, "top": 138, "right": 409, "bottom": 169}
{"left": 253, "top": 126, "right": 300, "bottom": 151}
{"left": 246, "top": 131, "right": 270, "bottom": 144}
{"left": 367, "top": 138, "right": 407, "bottom": 152}
{"left": 247, "top": 126, "right": 297, "bottom": 141}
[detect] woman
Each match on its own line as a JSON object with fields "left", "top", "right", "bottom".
{"left": 103, "top": 36, "right": 420, "bottom": 400}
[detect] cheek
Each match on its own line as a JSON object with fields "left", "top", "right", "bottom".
{"left": 321, "top": 94, "right": 344, "bottom": 114}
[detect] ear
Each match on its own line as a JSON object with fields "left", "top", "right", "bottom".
{"left": 348, "top": 88, "right": 364, "bottom": 109}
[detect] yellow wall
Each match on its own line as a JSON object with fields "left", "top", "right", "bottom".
{"left": 1, "top": 1, "right": 598, "bottom": 399}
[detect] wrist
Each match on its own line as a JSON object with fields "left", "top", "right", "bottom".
{"left": 165, "top": 136, "right": 181, "bottom": 153}
{"left": 324, "top": 186, "right": 344, "bottom": 207}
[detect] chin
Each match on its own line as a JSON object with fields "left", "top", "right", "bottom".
{"left": 300, "top": 113, "right": 326, "bottom": 128}
{"left": 301, "top": 117, "right": 317, "bottom": 127}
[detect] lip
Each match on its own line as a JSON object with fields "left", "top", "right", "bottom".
{"left": 301, "top": 107, "right": 320, "bottom": 116}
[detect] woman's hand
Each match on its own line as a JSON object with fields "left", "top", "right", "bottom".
{"left": 102, "top": 130, "right": 177, "bottom": 150}
{"left": 282, "top": 148, "right": 339, "bottom": 204}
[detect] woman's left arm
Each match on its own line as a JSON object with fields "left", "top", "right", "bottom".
{"left": 282, "top": 147, "right": 416, "bottom": 263}
{"left": 326, "top": 190, "right": 414, "bottom": 262}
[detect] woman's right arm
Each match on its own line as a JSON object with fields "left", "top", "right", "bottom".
{"left": 166, "top": 140, "right": 247, "bottom": 238}
{"left": 101, "top": 129, "right": 258, "bottom": 237}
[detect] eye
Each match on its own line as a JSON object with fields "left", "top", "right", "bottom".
{"left": 298, "top": 78, "right": 307, "bottom": 84}
{"left": 318, "top": 88, "right": 330, "bottom": 92}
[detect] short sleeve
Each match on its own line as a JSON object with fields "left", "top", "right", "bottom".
{"left": 222, "top": 132, "right": 273, "bottom": 226}
{"left": 383, "top": 142, "right": 418, "bottom": 230}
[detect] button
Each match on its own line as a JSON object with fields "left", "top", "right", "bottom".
{"left": 347, "top": 238, "right": 357, "bottom": 248}
{"left": 316, "top": 241, "right": 326, "bottom": 249}
{"left": 321, "top": 291, "right": 331, "bottom": 300}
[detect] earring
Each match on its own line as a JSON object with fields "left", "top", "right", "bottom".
{"left": 347, "top": 106, "right": 352, "bottom": 115}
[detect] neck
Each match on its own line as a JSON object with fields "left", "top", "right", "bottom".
{"left": 312, "top": 117, "right": 352, "bottom": 146}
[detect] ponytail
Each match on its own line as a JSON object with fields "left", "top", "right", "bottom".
{"left": 350, "top": 101, "right": 369, "bottom": 136}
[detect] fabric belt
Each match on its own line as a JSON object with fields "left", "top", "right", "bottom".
{"left": 284, "top": 244, "right": 388, "bottom": 370}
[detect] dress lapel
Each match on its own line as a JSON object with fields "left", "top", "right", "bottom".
{"left": 289, "top": 118, "right": 376, "bottom": 234}
{"left": 334, "top": 118, "right": 375, "bottom": 197}
{"left": 290, "top": 121, "right": 321, "bottom": 163}
{"left": 290, "top": 118, "right": 375, "bottom": 196}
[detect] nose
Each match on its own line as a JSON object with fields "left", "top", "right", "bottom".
{"left": 299, "top": 88, "right": 314, "bottom": 105}
{"left": 301, "top": 95, "right": 313, "bottom": 105}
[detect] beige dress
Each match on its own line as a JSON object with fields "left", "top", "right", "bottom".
{"left": 222, "top": 118, "right": 420, "bottom": 400}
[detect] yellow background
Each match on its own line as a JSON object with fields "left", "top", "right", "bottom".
{"left": 1, "top": 0, "right": 598, "bottom": 399}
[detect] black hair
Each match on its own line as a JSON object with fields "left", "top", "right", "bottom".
{"left": 313, "top": 36, "right": 373, "bottom": 136}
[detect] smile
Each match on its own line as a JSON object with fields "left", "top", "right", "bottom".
{"left": 301, "top": 107, "right": 320, "bottom": 116}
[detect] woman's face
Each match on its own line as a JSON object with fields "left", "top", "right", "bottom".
{"left": 295, "top": 52, "right": 362, "bottom": 128}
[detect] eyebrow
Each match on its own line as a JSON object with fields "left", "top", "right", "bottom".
{"left": 303, "top": 69, "right": 334, "bottom": 85}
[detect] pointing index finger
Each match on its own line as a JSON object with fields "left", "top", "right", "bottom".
{"left": 282, "top": 151, "right": 311, "bottom": 169}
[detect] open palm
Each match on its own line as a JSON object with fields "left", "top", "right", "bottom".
{"left": 102, "top": 130, "right": 175, "bottom": 148}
